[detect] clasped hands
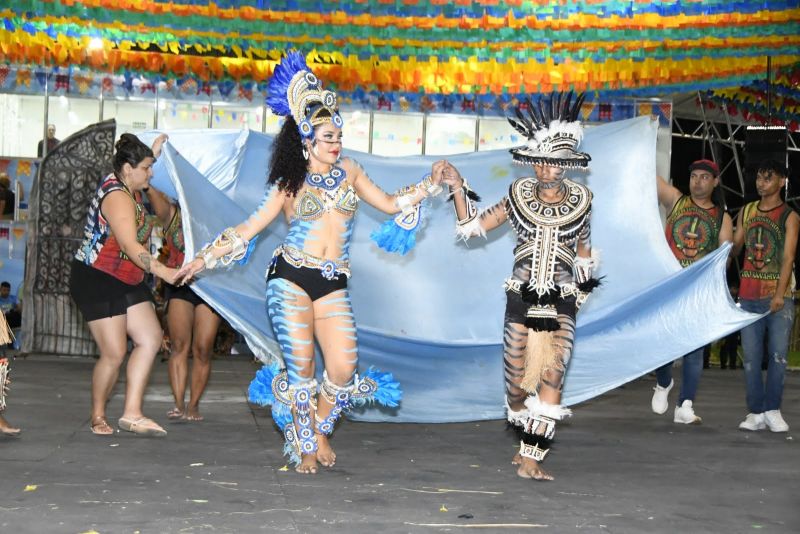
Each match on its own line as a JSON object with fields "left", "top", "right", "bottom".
{"left": 432, "top": 160, "right": 464, "bottom": 190}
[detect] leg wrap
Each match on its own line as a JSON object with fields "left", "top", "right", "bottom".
{"left": 0, "top": 358, "right": 9, "bottom": 412}
{"left": 316, "top": 371, "right": 354, "bottom": 436}
{"left": 517, "top": 414, "right": 556, "bottom": 462}
{"left": 508, "top": 395, "right": 571, "bottom": 463}
{"left": 282, "top": 380, "right": 319, "bottom": 464}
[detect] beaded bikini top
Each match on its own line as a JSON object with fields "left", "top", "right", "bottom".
{"left": 293, "top": 165, "right": 359, "bottom": 221}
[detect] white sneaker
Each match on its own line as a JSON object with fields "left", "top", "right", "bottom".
{"left": 673, "top": 400, "right": 702, "bottom": 424}
{"left": 651, "top": 379, "right": 673, "bottom": 415}
{"left": 738, "top": 413, "right": 766, "bottom": 431}
{"left": 764, "top": 410, "right": 789, "bottom": 432}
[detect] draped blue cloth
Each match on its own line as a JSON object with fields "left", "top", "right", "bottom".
{"left": 143, "top": 116, "right": 761, "bottom": 423}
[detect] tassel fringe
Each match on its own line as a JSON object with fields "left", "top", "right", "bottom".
{"left": 520, "top": 329, "right": 561, "bottom": 393}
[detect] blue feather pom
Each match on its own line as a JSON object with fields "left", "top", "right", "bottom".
{"left": 266, "top": 51, "right": 310, "bottom": 116}
{"left": 370, "top": 205, "right": 423, "bottom": 255}
{"left": 351, "top": 366, "right": 403, "bottom": 408}
{"left": 247, "top": 361, "right": 281, "bottom": 406}
{"left": 271, "top": 402, "right": 293, "bottom": 431}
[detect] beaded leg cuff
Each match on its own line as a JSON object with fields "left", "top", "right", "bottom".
{"left": 316, "top": 372, "right": 354, "bottom": 435}
{"left": 508, "top": 407, "right": 559, "bottom": 464}
{"left": 519, "top": 441, "right": 550, "bottom": 462}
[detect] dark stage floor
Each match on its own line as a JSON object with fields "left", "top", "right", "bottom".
{"left": 0, "top": 354, "right": 797, "bottom": 533}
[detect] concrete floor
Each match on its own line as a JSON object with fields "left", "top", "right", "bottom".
{"left": 0, "top": 355, "right": 797, "bottom": 533}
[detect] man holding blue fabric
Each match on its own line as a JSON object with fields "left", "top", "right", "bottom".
{"left": 651, "top": 160, "right": 732, "bottom": 424}
{"left": 733, "top": 160, "right": 797, "bottom": 433}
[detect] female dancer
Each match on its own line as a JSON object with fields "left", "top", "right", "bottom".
{"left": 148, "top": 188, "right": 221, "bottom": 422}
{"left": 70, "top": 133, "right": 178, "bottom": 436}
{"left": 436, "top": 93, "right": 599, "bottom": 481}
{"left": 176, "top": 52, "right": 434, "bottom": 473}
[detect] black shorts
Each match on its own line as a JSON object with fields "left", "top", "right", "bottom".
{"left": 69, "top": 259, "right": 154, "bottom": 322}
{"left": 268, "top": 255, "right": 348, "bottom": 301}
{"left": 163, "top": 283, "right": 218, "bottom": 315}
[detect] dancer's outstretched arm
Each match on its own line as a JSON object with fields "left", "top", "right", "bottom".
{"left": 175, "top": 187, "right": 286, "bottom": 284}
{"left": 437, "top": 160, "right": 507, "bottom": 238}
{"left": 346, "top": 157, "right": 441, "bottom": 214}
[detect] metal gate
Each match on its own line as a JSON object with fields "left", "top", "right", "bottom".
{"left": 22, "top": 119, "right": 116, "bottom": 355}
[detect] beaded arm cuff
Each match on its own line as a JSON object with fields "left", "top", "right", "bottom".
{"left": 393, "top": 174, "right": 441, "bottom": 216}
{"left": 196, "top": 227, "right": 250, "bottom": 269}
{"left": 450, "top": 179, "right": 484, "bottom": 240}
{"left": 573, "top": 255, "right": 597, "bottom": 284}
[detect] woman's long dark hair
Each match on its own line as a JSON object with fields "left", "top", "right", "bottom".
{"left": 113, "top": 133, "right": 153, "bottom": 177}
{"left": 268, "top": 116, "right": 307, "bottom": 197}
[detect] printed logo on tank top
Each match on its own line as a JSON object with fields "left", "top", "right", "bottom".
{"left": 665, "top": 196, "right": 721, "bottom": 267}
{"left": 740, "top": 201, "right": 794, "bottom": 300}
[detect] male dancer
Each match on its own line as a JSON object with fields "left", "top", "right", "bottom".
{"left": 437, "top": 93, "right": 599, "bottom": 481}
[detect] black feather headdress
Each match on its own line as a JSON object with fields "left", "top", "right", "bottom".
{"left": 506, "top": 91, "right": 591, "bottom": 169}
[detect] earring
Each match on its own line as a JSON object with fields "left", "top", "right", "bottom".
{"left": 302, "top": 147, "right": 309, "bottom": 160}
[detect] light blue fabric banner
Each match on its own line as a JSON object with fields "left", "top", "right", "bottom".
{"left": 144, "top": 116, "right": 761, "bottom": 423}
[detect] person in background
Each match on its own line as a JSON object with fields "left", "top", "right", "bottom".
{"left": 37, "top": 124, "right": 60, "bottom": 158}
{"left": 733, "top": 159, "right": 797, "bottom": 433}
{"left": 147, "top": 188, "right": 221, "bottom": 422}
{"left": 0, "top": 282, "right": 21, "bottom": 342}
{"left": 0, "top": 173, "right": 14, "bottom": 220}
{"left": 69, "top": 133, "right": 178, "bottom": 437}
{"left": 650, "top": 160, "right": 732, "bottom": 424}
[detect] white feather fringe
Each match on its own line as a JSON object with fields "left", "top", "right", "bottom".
{"left": 524, "top": 395, "right": 572, "bottom": 420}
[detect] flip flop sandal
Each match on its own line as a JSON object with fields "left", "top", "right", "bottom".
{"left": 118, "top": 416, "right": 167, "bottom": 437}
{"left": 90, "top": 416, "right": 113, "bottom": 436}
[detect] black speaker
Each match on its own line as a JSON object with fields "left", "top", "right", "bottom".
{"left": 745, "top": 126, "right": 787, "bottom": 171}
{"left": 743, "top": 126, "right": 788, "bottom": 201}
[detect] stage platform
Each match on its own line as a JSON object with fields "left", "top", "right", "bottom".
{"left": 1, "top": 354, "right": 797, "bottom": 533}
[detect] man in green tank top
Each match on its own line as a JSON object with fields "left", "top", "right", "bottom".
{"left": 651, "top": 160, "right": 733, "bottom": 424}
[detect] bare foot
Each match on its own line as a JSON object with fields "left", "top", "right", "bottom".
{"left": 0, "top": 414, "right": 21, "bottom": 436}
{"left": 296, "top": 453, "right": 319, "bottom": 474}
{"left": 512, "top": 452, "right": 521, "bottom": 465}
{"left": 183, "top": 406, "right": 204, "bottom": 422}
{"left": 166, "top": 407, "right": 184, "bottom": 420}
{"left": 517, "top": 457, "right": 554, "bottom": 481}
{"left": 316, "top": 434, "right": 336, "bottom": 467}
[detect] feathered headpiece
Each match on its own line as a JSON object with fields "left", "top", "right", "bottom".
{"left": 507, "top": 91, "right": 591, "bottom": 169}
{"left": 266, "top": 51, "right": 343, "bottom": 139}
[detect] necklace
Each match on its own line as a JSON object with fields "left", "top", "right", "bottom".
{"left": 306, "top": 166, "right": 345, "bottom": 191}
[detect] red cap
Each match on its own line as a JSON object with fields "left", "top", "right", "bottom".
{"left": 689, "top": 159, "right": 719, "bottom": 177}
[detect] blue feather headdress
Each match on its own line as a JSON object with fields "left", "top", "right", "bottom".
{"left": 266, "top": 51, "right": 343, "bottom": 140}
